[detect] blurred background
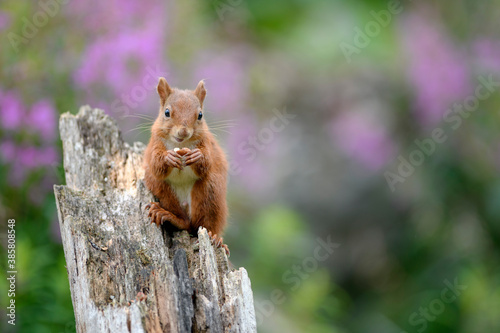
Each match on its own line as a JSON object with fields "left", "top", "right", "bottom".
{"left": 1, "top": 0, "right": 500, "bottom": 332}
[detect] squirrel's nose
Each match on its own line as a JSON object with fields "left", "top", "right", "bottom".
{"left": 177, "top": 128, "right": 188, "bottom": 138}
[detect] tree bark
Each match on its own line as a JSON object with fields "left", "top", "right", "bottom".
{"left": 54, "top": 106, "right": 256, "bottom": 333}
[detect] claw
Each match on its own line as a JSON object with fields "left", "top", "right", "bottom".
{"left": 206, "top": 231, "right": 229, "bottom": 256}
{"left": 154, "top": 210, "right": 161, "bottom": 225}
{"left": 222, "top": 244, "right": 230, "bottom": 257}
{"left": 184, "top": 148, "right": 203, "bottom": 166}
{"left": 166, "top": 150, "right": 184, "bottom": 169}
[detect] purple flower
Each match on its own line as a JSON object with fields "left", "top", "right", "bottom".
{"left": 2, "top": 143, "right": 59, "bottom": 187}
{"left": 0, "top": 90, "right": 25, "bottom": 130}
{"left": 329, "top": 112, "right": 395, "bottom": 171}
{"left": 18, "top": 146, "right": 39, "bottom": 169}
{"left": 400, "top": 12, "right": 471, "bottom": 126}
{"left": 0, "top": 143, "right": 26, "bottom": 186}
{"left": 37, "top": 146, "right": 59, "bottom": 166}
{"left": 65, "top": 0, "right": 161, "bottom": 35}
{"left": 8, "top": 162, "right": 27, "bottom": 187}
{"left": 474, "top": 39, "right": 500, "bottom": 73}
{"left": 0, "top": 11, "right": 11, "bottom": 31}
{"left": 2, "top": 142, "right": 59, "bottom": 169}
{"left": 70, "top": 0, "right": 169, "bottom": 107}
{"left": 68, "top": 1, "right": 171, "bottom": 128}
{"left": 27, "top": 99, "right": 57, "bottom": 141}
{"left": 226, "top": 114, "right": 272, "bottom": 193}
{"left": 0, "top": 94, "right": 60, "bottom": 188}
{"left": 73, "top": 25, "right": 167, "bottom": 117}
{"left": 0, "top": 140, "right": 16, "bottom": 162}
{"left": 74, "top": 29, "right": 164, "bottom": 91}
{"left": 193, "top": 50, "right": 248, "bottom": 116}
{"left": 17, "top": 145, "right": 59, "bottom": 168}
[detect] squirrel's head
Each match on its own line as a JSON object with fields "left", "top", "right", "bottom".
{"left": 153, "top": 77, "right": 207, "bottom": 144}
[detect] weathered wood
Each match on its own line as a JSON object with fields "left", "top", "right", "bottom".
{"left": 54, "top": 106, "right": 256, "bottom": 333}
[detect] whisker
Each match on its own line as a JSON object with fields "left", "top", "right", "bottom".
{"left": 126, "top": 128, "right": 150, "bottom": 134}
{"left": 206, "top": 128, "right": 231, "bottom": 135}
{"left": 209, "top": 124, "right": 235, "bottom": 127}
{"left": 207, "top": 121, "right": 237, "bottom": 126}
{"left": 126, "top": 125, "right": 153, "bottom": 133}
{"left": 132, "top": 122, "right": 154, "bottom": 127}
{"left": 132, "top": 130, "right": 152, "bottom": 138}
{"left": 208, "top": 126, "right": 234, "bottom": 130}
{"left": 205, "top": 125, "right": 233, "bottom": 128}
{"left": 122, "top": 117, "right": 155, "bottom": 125}
{"left": 206, "top": 118, "right": 237, "bottom": 122}
{"left": 128, "top": 124, "right": 152, "bottom": 128}
{"left": 122, "top": 114, "right": 155, "bottom": 119}
{"left": 195, "top": 129, "right": 219, "bottom": 137}
{"left": 207, "top": 119, "right": 237, "bottom": 122}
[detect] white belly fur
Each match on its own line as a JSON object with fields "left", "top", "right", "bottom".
{"left": 162, "top": 138, "right": 200, "bottom": 217}
{"left": 165, "top": 166, "right": 198, "bottom": 216}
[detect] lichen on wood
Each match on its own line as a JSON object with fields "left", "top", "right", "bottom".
{"left": 54, "top": 106, "right": 257, "bottom": 333}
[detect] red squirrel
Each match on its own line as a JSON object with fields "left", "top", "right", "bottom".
{"left": 143, "top": 78, "right": 229, "bottom": 254}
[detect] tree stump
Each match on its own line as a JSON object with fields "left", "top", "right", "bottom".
{"left": 54, "top": 106, "right": 256, "bottom": 333}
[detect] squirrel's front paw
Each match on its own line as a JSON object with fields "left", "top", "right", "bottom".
{"left": 184, "top": 148, "right": 203, "bottom": 166}
{"left": 164, "top": 150, "right": 183, "bottom": 169}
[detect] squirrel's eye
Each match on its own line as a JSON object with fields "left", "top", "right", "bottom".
{"left": 165, "top": 108, "right": 170, "bottom": 117}
{"left": 198, "top": 111, "right": 203, "bottom": 120}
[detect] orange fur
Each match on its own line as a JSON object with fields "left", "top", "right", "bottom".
{"left": 143, "top": 78, "right": 228, "bottom": 236}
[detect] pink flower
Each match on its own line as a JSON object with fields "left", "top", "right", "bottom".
{"left": 0, "top": 90, "right": 25, "bottom": 130}
{"left": 2, "top": 143, "right": 59, "bottom": 169}
{"left": 71, "top": 0, "right": 168, "bottom": 106}
{"left": 37, "top": 146, "right": 59, "bottom": 166}
{"left": 8, "top": 162, "right": 27, "bottom": 187}
{"left": 2, "top": 143, "right": 60, "bottom": 187}
{"left": 0, "top": 140, "right": 16, "bottom": 162}
{"left": 0, "top": 11, "right": 11, "bottom": 31}
{"left": 226, "top": 114, "right": 272, "bottom": 193}
{"left": 474, "top": 39, "right": 500, "bottom": 73}
{"left": 400, "top": 12, "right": 471, "bottom": 127}
{"left": 67, "top": 0, "right": 171, "bottom": 126}
{"left": 18, "top": 146, "right": 39, "bottom": 169}
{"left": 73, "top": 25, "right": 167, "bottom": 119}
{"left": 330, "top": 112, "right": 395, "bottom": 171}
{"left": 65, "top": 0, "right": 163, "bottom": 35}
{"left": 27, "top": 99, "right": 57, "bottom": 141}
{"left": 193, "top": 49, "right": 248, "bottom": 116}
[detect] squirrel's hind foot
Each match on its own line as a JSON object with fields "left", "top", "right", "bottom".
{"left": 145, "top": 202, "right": 167, "bottom": 226}
{"left": 145, "top": 202, "right": 190, "bottom": 230}
{"left": 207, "top": 230, "right": 230, "bottom": 257}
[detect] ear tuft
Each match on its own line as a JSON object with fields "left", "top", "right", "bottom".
{"left": 157, "top": 77, "right": 172, "bottom": 104}
{"left": 194, "top": 80, "right": 206, "bottom": 107}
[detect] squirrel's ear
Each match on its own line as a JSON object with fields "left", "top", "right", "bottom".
{"left": 194, "top": 80, "right": 206, "bottom": 107}
{"left": 157, "top": 77, "right": 172, "bottom": 104}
